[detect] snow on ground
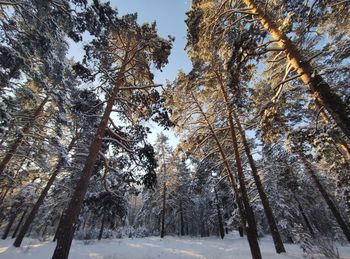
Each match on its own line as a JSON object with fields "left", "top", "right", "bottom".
{"left": 0, "top": 232, "right": 349, "bottom": 259}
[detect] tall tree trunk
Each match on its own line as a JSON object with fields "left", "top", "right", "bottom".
{"left": 216, "top": 88, "right": 262, "bottom": 257}
{"left": 298, "top": 152, "right": 350, "bottom": 242}
{"left": 14, "top": 136, "right": 77, "bottom": 247}
{"left": 179, "top": 200, "right": 184, "bottom": 236}
{"left": 160, "top": 182, "right": 166, "bottom": 238}
{"left": 11, "top": 209, "right": 27, "bottom": 238}
{"left": 234, "top": 115, "right": 286, "bottom": 253}
{"left": 98, "top": 213, "right": 105, "bottom": 241}
{"left": 218, "top": 78, "right": 285, "bottom": 253}
{"left": 2, "top": 212, "right": 17, "bottom": 240}
{"left": 191, "top": 92, "right": 262, "bottom": 259}
{"left": 215, "top": 189, "right": 225, "bottom": 239}
{"left": 0, "top": 97, "right": 48, "bottom": 176}
{"left": 242, "top": 0, "right": 350, "bottom": 139}
{"left": 52, "top": 77, "right": 124, "bottom": 259}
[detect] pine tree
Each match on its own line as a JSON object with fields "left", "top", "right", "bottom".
{"left": 51, "top": 2, "right": 172, "bottom": 258}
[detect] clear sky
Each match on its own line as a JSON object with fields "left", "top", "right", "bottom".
{"left": 111, "top": 0, "right": 192, "bottom": 83}
{"left": 110, "top": 0, "right": 193, "bottom": 147}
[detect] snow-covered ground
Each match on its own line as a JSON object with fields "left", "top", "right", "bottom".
{"left": 0, "top": 233, "right": 349, "bottom": 259}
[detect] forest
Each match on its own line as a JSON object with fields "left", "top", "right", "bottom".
{"left": 0, "top": 0, "right": 349, "bottom": 258}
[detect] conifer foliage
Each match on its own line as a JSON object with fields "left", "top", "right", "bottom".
{"left": 0, "top": 1, "right": 349, "bottom": 259}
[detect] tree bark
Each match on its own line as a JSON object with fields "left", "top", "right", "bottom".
{"left": 160, "top": 182, "right": 166, "bottom": 238}
{"left": 11, "top": 209, "right": 27, "bottom": 238}
{"left": 52, "top": 77, "right": 123, "bottom": 259}
{"left": 218, "top": 77, "right": 285, "bottom": 253}
{"left": 242, "top": 0, "right": 350, "bottom": 139}
{"left": 0, "top": 97, "right": 48, "bottom": 176}
{"left": 232, "top": 112, "right": 285, "bottom": 253}
{"left": 14, "top": 136, "right": 77, "bottom": 247}
{"left": 216, "top": 88, "right": 262, "bottom": 257}
{"left": 299, "top": 152, "right": 350, "bottom": 242}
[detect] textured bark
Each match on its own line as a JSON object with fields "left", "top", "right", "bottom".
{"left": 299, "top": 152, "right": 350, "bottom": 242}
{"left": 160, "top": 182, "right": 166, "bottom": 238}
{"left": 52, "top": 77, "right": 123, "bottom": 259}
{"left": 0, "top": 97, "right": 48, "bottom": 176}
{"left": 242, "top": 0, "right": 350, "bottom": 139}
{"left": 11, "top": 209, "right": 27, "bottom": 238}
{"left": 14, "top": 136, "right": 77, "bottom": 247}
{"left": 191, "top": 92, "right": 262, "bottom": 259}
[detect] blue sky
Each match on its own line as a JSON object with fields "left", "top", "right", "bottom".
{"left": 110, "top": 0, "right": 192, "bottom": 147}
{"left": 68, "top": 0, "right": 192, "bottom": 147}
{"left": 111, "top": 0, "right": 192, "bottom": 83}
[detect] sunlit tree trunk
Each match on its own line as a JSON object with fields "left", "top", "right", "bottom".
{"left": 242, "top": 0, "right": 350, "bottom": 139}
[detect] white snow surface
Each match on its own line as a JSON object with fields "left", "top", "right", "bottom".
{"left": 0, "top": 232, "right": 349, "bottom": 259}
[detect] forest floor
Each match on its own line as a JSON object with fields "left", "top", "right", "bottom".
{"left": 0, "top": 232, "right": 350, "bottom": 259}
